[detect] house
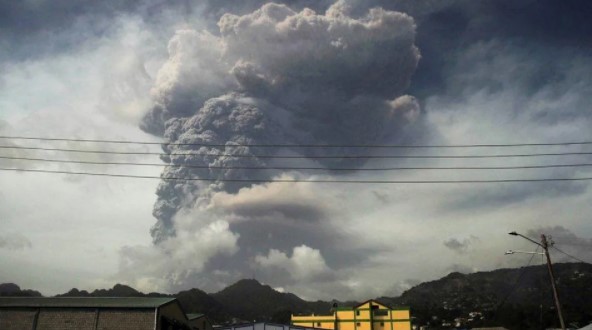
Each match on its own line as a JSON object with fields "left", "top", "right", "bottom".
{"left": 291, "top": 300, "right": 411, "bottom": 330}
{"left": 0, "top": 296, "right": 197, "bottom": 329}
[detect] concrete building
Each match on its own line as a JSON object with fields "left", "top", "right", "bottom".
{"left": 0, "top": 297, "right": 197, "bottom": 330}
{"left": 291, "top": 300, "right": 411, "bottom": 330}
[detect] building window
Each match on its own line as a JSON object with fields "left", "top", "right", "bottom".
{"left": 380, "top": 322, "right": 384, "bottom": 327}
{"left": 317, "top": 323, "right": 321, "bottom": 327}
{"left": 356, "top": 311, "right": 360, "bottom": 316}
{"left": 356, "top": 323, "right": 361, "bottom": 326}
{"left": 374, "top": 310, "right": 388, "bottom": 316}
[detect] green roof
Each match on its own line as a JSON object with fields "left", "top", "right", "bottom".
{"left": 0, "top": 297, "right": 176, "bottom": 308}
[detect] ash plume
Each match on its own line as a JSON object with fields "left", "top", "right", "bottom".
{"left": 0, "top": 233, "right": 32, "bottom": 251}
{"left": 138, "top": 1, "right": 422, "bottom": 290}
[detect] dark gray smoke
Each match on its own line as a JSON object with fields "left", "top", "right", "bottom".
{"left": 526, "top": 226, "right": 592, "bottom": 263}
{"left": 0, "top": 233, "right": 32, "bottom": 251}
{"left": 141, "top": 2, "right": 422, "bottom": 243}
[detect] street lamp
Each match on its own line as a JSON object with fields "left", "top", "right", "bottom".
{"left": 508, "top": 231, "right": 543, "bottom": 246}
{"left": 507, "top": 231, "right": 566, "bottom": 330}
{"left": 504, "top": 249, "right": 544, "bottom": 255}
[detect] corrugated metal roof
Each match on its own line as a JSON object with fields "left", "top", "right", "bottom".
{"left": 0, "top": 297, "right": 176, "bottom": 308}
{"left": 217, "top": 322, "right": 317, "bottom": 330}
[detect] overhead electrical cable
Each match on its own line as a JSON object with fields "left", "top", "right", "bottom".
{"left": 496, "top": 246, "right": 541, "bottom": 310}
{"left": 3, "top": 155, "right": 592, "bottom": 171}
{"left": 552, "top": 246, "right": 590, "bottom": 264}
{"left": 3, "top": 145, "right": 592, "bottom": 159}
{"left": 2, "top": 167, "right": 592, "bottom": 183}
{"left": 2, "top": 135, "right": 592, "bottom": 148}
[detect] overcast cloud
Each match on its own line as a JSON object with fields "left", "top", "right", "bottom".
{"left": 1, "top": 0, "right": 591, "bottom": 301}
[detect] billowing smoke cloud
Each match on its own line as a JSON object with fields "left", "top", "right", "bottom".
{"left": 141, "top": 2, "right": 421, "bottom": 243}
{"left": 131, "top": 1, "right": 422, "bottom": 294}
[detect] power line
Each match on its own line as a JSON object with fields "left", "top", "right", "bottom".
{"left": 552, "top": 246, "right": 590, "bottom": 264}
{"left": 2, "top": 167, "right": 592, "bottom": 183}
{"left": 3, "top": 145, "right": 592, "bottom": 159}
{"left": 497, "top": 246, "right": 541, "bottom": 309}
{"left": 3, "top": 155, "right": 592, "bottom": 171}
{"left": 2, "top": 136, "right": 592, "bottom": 148}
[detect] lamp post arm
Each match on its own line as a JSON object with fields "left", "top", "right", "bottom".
{"left": 516, "top": 233, "right": 543, "bottom": 247}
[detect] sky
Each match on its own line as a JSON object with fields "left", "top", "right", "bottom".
{"left": 1, "top": 0, "right": 592, "bottom": 301}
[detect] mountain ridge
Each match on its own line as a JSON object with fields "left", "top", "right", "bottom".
{"left": 2, "top": 263, "right": 591, "bottom": 328}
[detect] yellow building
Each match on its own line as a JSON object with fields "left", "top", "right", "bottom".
{"left": 291, "top": 300, "right": 411, "bottom": 330}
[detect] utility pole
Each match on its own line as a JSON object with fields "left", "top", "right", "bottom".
{"left": 507, "top": 231, "right": 566, "bottom": 330}
{"left": 541, "top": 234, "right": 566, "bottom": 330}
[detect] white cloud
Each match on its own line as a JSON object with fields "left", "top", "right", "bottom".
{"left": 255, "top": 245, "right": 331, "bottom": 281}
{"left": 443, "top": 236, "right": 481, "bottom": 255}
{"left": 0, "top": 171, "right": 157, "bottom": 295}
{"left": 115, "top": 207, "right": 240, "bottom": 293}
{"left": 0, "top": 10, "right": 167, "bottom": 295}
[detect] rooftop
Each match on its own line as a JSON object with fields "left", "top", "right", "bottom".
{"left": 0, "top": 297, "right": 176, "bottom": 308}
{"left": 187, "top": 313, "right": 206, "bottom": 320}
